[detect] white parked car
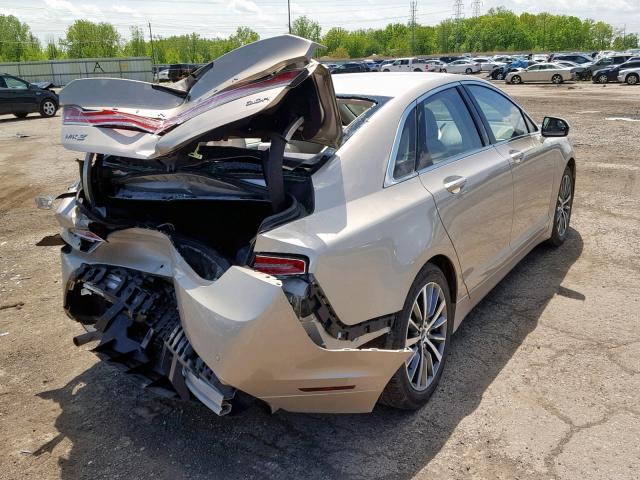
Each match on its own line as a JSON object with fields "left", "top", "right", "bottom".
{"left": 505, "top": 63, "right": 574, "bottom": 84}
{"left": 157, "top": 69, "right": 170, "bottom": 81}
{"left": 441, "top": 59, "right": 481, "bottom": 74}
{"left": 51, "top": 35, "right": 576, "bottom": 417}
{"left": 617, "top": 67, "right": 640, "bottom": 84}
{"left": 382, "top": 57, "right": 429, "bottom": 72}
{"left": 531, "top": 54, "right": 549, "bottom": 62}
{"left": 424, "top": 59, "right": 447, "bottom": 72}
{"left": 492, "top": 55, "right": 516, "bottom": 64}
{"left": 471, "top": 57, "right": 505, "bottom": 71}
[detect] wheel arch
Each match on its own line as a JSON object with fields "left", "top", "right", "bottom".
{"left": 425, "top": 254, "right": 458, "bottom": 308}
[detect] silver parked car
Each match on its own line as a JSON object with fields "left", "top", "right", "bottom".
{"left": 506, "top": 63, "right": 574, "bottom": 84}
{"left": 49, "top": 35, "right": 575, "bottom": 416}
{"left": 442, "top": 59, "right": 481, "bottom": 74}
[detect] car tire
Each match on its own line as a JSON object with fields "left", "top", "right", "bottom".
{"left": 511, "top": 75, "right": 522, "bottom": 84}
{"left": 465, "top": 68, "right": 472, "bottom": 74}
{"left": 547, "top": 165, "right": 574, "bottom": 247}
{"left": 626, "top": 73, "right": 639, "bottom": 85}
{"left": 40, "top": 99, "right": 58, "bottom": 118}
{"left": 383, "top": 69, "right": 390, "bottom": 72}
{"left": 595, "top": 73, "right": 609, "bottom": 84}
{"left": 379, "top": 263, "right": 454, "bottom": 410}
{"left": 441, "top": 68, "right": 447, "bottom": 73}
{"left": 552, "top": 74, "right": 563, "bottom": 84}
{"left": 13, "top": 113, "right": 28, "bottom": 118}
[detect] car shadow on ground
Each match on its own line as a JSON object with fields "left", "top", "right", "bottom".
{"left": 37, "top": 229, "right": 583, "bottom": 479}
{"left": 0, "top": 115, "right": 53, "bottom": 124}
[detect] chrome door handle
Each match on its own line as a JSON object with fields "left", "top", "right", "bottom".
{"left": 510, "top": 151, "right": 524, "bottom": 164}
{"left": 444, "top": 176, "right": 466, "bottom": 194}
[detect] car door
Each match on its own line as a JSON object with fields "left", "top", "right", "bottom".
{"left": 0, "top": 77, "right": 9, "bottom": 114}
{"left": 414, "top": 85, "right": 514, "bottom": 296}
{"left": 465, "top": 83, "right": 556, "bottom": 250}
{"left": 523, "top": 65, "right": 540, "bottom": 81}
{"left": 3, "top": 76, "right": 38, "bottom": 113}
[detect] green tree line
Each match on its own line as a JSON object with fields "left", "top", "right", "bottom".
{"left": 0, "top": 9, "right": 637, "bottom": 63}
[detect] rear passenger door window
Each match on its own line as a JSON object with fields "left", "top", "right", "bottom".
{"left": 466, "top": 85, "right": 528, "bottom": 142}
{"left": 392, "top": 107, "right": 417, "bottom": 179}
{"left": 416, "top": 88, "right": 483, "bottom": 170}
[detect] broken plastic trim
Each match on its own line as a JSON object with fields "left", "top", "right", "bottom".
{"left": 63, "top": 69, "right": 306, "bottom": 136}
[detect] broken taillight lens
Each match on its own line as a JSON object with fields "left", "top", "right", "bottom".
{"left": 252, "top": 255, "right": 307, "bottom": 276}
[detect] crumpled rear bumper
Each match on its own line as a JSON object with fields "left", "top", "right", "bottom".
{"left": 60, "top": 220, "right": 409, "bottom": 414}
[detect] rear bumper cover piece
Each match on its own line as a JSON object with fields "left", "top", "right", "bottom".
{"left": 60, "top": 208, "right": 409, "bottom": 414}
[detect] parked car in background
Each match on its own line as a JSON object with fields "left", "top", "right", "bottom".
{"left": 471, "top": 57, "right": 505, "bottom": 71}
{"left": 0, "top": 73, "right": 58, "bottom": 118}
{"left": 363, "top": 61, "right": 378, "bottom": 72}
{"left": 617, "top": 67, "right": 640, "bottom": 85}
{"left": 592, "top": 59, "right": 640, "bottom": 83}
{"left": 378, "top": 59, "right": 395, "bottom": 71}
{"left": 439, "top": 55, "right": 466, "bottom": 64}
{"left": 586, "top": 55, "right": 633, "bottom": 75}
{"left": 157, "top": 69, "right": 170, "bottom": 81}
{"left": 424, "top": 59, "right": 447, "bottom": 72}
{"left": 53, "top": 34, "right": 576, "bottom": 416}
{"left": 505, "top": 63, "right": 573, "bottom": 84}
{"left": 441, "top": 59, "right": 481, "bottom": 74}
{"left": 382, "top": 57, "right": 430, "bottom": 72}
{"left": 162, "top": 63, "right": 201, "bottom": 82}
{"left": 331, "top": 62, "right": 367, "bottom": 74}
{"left": 531, "top": 53, "right": 549, "bottom": 62}
{"left": 492, "top": 55, "right": 516, "bottom": 64}
{"left": 550, "top": 53, "right": 593, "bottom": 66}
{"left": 553, "top": 60, "right": 590, "bottom": 81}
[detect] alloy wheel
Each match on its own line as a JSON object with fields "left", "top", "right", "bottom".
{"left": 597, "top": 74, "right": 608, "bottom": 84}
{"left": 42, "top": 101, "right": 56, "bottom": 116}
{"left": 552, "top": 74, "right": 562, "bottom": 84}
{"left": 511, "top": 75, "right": 521, "bottom": 84}
{"left": 628, "top": 74, "right": 639, "bottom": 85}
{"left": 404, "top": 282, "right": 448, "bottom": 391}
{"left": 556, "top": 173, "right": 572, "bottom": 237}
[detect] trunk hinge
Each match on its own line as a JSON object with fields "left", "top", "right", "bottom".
{"left": 263, "top": 117, "right": 304, "bottom": 212}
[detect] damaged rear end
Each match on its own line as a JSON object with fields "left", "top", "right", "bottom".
{"left": 54, "top": 35, "right": 409, "bottom": 415}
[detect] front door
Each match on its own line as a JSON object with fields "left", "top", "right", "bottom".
{"left": 465, "top": 84, "right": 556, "bottom": 250}
{"left": 416, "top": 86, "right": 514, "bottom": 296}
{"left": 2, "top": 76, "right": 37, "bottom": 113}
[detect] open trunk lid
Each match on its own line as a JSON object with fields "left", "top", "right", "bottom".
{"left": 59, "top": 35, "right": 342, "bottom": 159}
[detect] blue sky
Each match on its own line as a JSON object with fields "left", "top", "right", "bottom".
{"left": 2, "top": 0, "right": 639, "bottom": 42}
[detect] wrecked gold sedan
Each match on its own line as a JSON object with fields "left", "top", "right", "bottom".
{"left": 48, "top": 35, "right": 575, "bottom": 416}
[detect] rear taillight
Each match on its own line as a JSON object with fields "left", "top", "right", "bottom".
{"left": 252, "top": 254, "right": 307, "bottom": 276}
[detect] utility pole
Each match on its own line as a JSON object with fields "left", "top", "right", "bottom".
{"left": 148, "top": 21, "right": 156, "bottom": 67}
{"left": 410, "top": 1, "right": 417, "bottom": 55}
{"left": 471, "top": 0, "right": 482, "bottom": 18}
{"left": 452, "top": 0, "right": 464, "bottom": 51}
{"left": 288, "top": 0, "right": 291, "bottom": 34}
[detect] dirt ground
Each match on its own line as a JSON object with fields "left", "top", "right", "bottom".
{"left": 1, "top": 80, "right": 639, "bottom": 480}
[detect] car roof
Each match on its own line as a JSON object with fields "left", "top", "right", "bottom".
{"left": 331, "top": 72, "right": 480, "bottom": 100}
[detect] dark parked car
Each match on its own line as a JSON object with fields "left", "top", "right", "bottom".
{"left": 162, "top": 63, "right": 201, "bottom": 82}
{"left": 586, "top": 55, "right": 633, "bottom": 76}
{"left": 549, "top": 53, "right": 593, "bottom": 65}
{"left": 0, "top": 73, "right": 58, "bottom": 118}
{"left": 330, "top": 62, "right": 367, "bottom": 74}
{"left": 592, "top": 59, "right": 640, "bottom": 83}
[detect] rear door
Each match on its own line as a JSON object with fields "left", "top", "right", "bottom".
{"left": 0, "top": 77, "right": 8, "bottom": 114}
{"left": 415, "top": 85, "right": 514, "bottom": 296}
{"left": 464, "top": 83, "right": 556, "bottom": 250}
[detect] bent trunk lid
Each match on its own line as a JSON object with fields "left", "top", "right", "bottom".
{"left": 59, "top": 35, "right": 342, "bottom": 159}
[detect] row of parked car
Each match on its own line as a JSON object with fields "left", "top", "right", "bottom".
{"left": 325, "top": 49, "right": 640, "bottom": 85}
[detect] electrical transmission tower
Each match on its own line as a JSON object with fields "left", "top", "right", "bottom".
{"left": 471, "top": 0, "right": 482, "bottom": 18}
{"left": 452, "top": 0, "right": 464, "bottom": 51}
{"left": 410, "top": 1, "right": 418, "bottom": 55}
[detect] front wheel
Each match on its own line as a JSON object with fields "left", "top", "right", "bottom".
{"left": 413, "top": 68, "right": 422, "bottom": 72}
{"left": 441, "top": 68, "right": 447, "bottom": 73}
{"left": 380, "top": 263, "right": 453, "bottom": 410}
{"left": 383, "top": 69, "right": 390, "bottom": 72}
{"left": 40, "top": 99, "right": 57, "bottom": 117}
{"left": 465, "top": 68, "right": 472, "bottom": 74}
{"left": 547, "top": 166, "right": 574, "bottom": 247}
{"left": 595, "top": 73, "right": 609, "bottom": 84}
{"left": 626, "top": 73, "right": 639, "bottom": 85}
{"left": 510, "top": 75, "right": 522, "bottom": 84}
{"left": 552, "top": 74, "right": 563, "bottom": 84}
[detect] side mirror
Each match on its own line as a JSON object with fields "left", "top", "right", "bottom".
{"left": 541, "top": 116, "right": 570, "bottom": 137}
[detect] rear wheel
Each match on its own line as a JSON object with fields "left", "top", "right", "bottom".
{"left": 626, "top": 73, "right": 639, "bottom": 85}
{"left": 413, "top": 68, "right": 422, "bottom": 72}
{"left": 511, "top": 75, "right": 522, "bottom": 84}
{"left": 465, "top": 68, "right": 472, "bottom": 74}
{"left": 383, "top": 69, "right": 390, "bottom": 72}
{"left": 552, "top": 74, "right": 563, "bottom": 84}
{"left": 40, "top": 99, "right": 57, "bottom": 117}
{"left": 441, "top": 68, "right": 447, "bottom": 73}
{"left": 547, "top": 166, "right": 574, "bottom": 247}
{"left": 596, "top": 73, "right": 609, "bottom": 84}
{"left": 13, "top": 112, "right": 28, "bottom": 118}
{"left": 380, "top": 263, "right": 453, "bottom": 410}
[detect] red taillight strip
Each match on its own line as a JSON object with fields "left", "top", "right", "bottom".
{"left": 63, "top": 69, "right": 304, "bottom": 136}
{"left": 252, "top": 254, "right": 307, "bottom": 276}
{"left": 298, "top": 385, "right": 356, "bottom": 392}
